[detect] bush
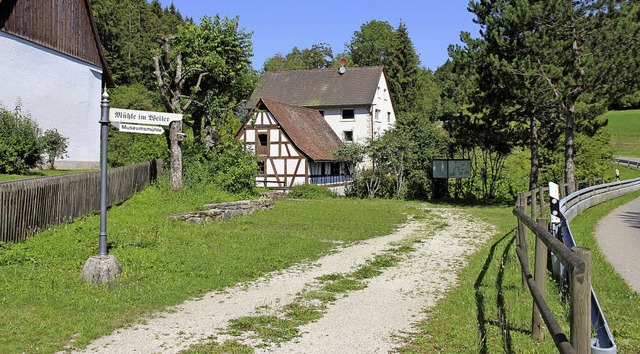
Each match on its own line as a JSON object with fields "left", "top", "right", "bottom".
{"left": 0, "top": 103, "right": 42, "bottom": 174}
{"left": 183, "top": 140, "right": 258, "bottom": 194}
{"left": 288, "top": 184, "right": 335, "bottom": 199}
{"left": 40, "top": 128, "right": 69, "bottom": 169}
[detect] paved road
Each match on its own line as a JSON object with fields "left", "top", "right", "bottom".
{"left": 595, "top": 196, "right": 640, "bottom": 294}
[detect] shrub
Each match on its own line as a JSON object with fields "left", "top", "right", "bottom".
{"left": 288, "top": 184, "right": 335, "bottom": 199}
{"left": 0, "top": 102, "right": 42, "bottom": 174}
{"left": 40, "top": 128, "right": 69, "bottom": 169}
{"left": 183, "top": 140, "right": 258, "bottom": 194}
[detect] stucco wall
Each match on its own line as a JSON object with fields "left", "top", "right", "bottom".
{"left": 0, "top": 32, "right": 102, "bottom": 169}
{"left": 371, "top": 74, "right": 396, "bottom": 136}
{"left": 322, "top": 106, "right": 371, "bottom": 143}
{"left": 322, "top": 73, "right": 396, "bottom": 144}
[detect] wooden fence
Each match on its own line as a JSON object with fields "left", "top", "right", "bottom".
{"left": 513, "top": 175, "right": 640, "bottom": 353}
{"left": 513, "top": 189, "right": 588, "bottom": 354}
{"left": 0, "top": 159, "right": 162, "bottom": 243}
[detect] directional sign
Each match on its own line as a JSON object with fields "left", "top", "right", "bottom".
{"left": 109, "top": 108, "right": 182, "bottom": 126}
{"left": 119, "top": 123, "right": 164, "bottom": 135}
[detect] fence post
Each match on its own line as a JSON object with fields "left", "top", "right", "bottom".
{"left": 571, "top": 246, "right": 592, "bottom": 353}
{"left": 517, "top": 195, "right": 529, "bottom": 289}
{"left": 532, "top": 217, "right": 549, "bottom": 341}
{"left": 530, "top": 188, "right": 538, "bottom": 220}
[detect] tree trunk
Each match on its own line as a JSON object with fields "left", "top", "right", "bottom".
{"left": 529, "top": 116, "right": 540, "bottom": 191}
{"left": 564, "top": 102, "right": 576, "bottom": 194}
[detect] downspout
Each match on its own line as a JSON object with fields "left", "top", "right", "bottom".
{"left": 370, "top": 104, "right": 376, "bottom": 139}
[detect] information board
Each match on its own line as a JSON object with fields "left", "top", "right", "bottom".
{"left": 432, "top": 159, "right": 471, "bottom": 179}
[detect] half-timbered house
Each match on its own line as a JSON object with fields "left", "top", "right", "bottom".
{"left": 236, "top": 98, "right": 345, "bottom": 190}
{"left": 0, "top": 0, "right": 114, "bottom": 169}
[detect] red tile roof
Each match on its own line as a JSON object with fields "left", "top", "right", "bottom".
{"left": 248, "top": 66, "right": 384, "bottom": 108}
{"left": 258, "top": 98, "right": 343, "bottom": 162}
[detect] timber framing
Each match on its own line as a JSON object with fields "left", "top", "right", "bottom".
{"left": 236, "top": 98, "right": 343, "bottom": 190}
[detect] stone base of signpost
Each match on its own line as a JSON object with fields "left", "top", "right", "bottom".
{"left": 81, "top": 255, "right": 122, "bottom": 284}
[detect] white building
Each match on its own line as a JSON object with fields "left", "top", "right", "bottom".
{"left": 247, "top": 66, "right": 396, "bottom": 144}
{"left": 0, "top": 0, "right": 113, "bottom": 169}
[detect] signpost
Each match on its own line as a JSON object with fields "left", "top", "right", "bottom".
{"left": 81, "top": 100, "right": 185, "bottom": 284}
{"left": 109, "top": 108, "right": 182, "bottom": 126}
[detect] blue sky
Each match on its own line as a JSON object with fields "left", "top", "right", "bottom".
{"left": 159, "top": 0, "right": 480, "bottom": 71}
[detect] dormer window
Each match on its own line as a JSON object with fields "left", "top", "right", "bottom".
{"left": 342, "top": 109, "right": 355, "bottom": 120}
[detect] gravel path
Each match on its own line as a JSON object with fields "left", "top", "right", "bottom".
{"left": 594, "top": 196, "right": 640, "bottom": 294}
{"left": 69, "top": 207, "right": 493, "bottom": 354}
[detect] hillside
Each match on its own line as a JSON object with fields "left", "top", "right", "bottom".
{"left": 604, "top": 109, "right": 640, "bottom": 157}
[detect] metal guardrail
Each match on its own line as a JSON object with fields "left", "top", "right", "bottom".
{"left": 556, "top": 175, "right": 640, "bottom": 353}
{"left": 514, "top": 168, "right": 640, "bottom": 353}
{"left": 617, "top": 158, "right": 640, "bottom": 170}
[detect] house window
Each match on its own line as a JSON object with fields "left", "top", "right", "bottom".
{"left": 387, "top": 112, "right": 391, "bottom": 123}
{"left": 257, "top": 133, "right": 268, "bottom": 155}
{"left": 344, "top": 131, "right": 353, "bottom": 142}
{"left": 319, "top": 110, "right": 324, "bottom": 117}
{"left": 342, "top": 109, "right": 355, "bottom": 120}
{"left": 375, "top": 109, "right": 381, "bottom": 122}
{"left": 331, "top": 163, "right": 340, "bottom": 175}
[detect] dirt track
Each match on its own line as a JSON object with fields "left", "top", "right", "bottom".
{"left": 69, "top": 207, "right": 493, "bottom": 354}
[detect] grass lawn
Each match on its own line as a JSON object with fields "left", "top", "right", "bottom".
{"left": 604, "top": 109, "right": 640, "bottom": 158}
{"left": 0, "top": 169, "right": 96, "bottom": 183}
{"left": 2, "top": 172, "right": 639, "bottom": 353}
{"left": 401, "top": 189, "right": 640, "bottom": 353}
{"left": 0, "top": 182, "right": 410, "bottom": 353}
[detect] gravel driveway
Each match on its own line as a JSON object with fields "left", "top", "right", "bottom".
{"left": 69, "top": 207, "right": 493, "bottom": 354}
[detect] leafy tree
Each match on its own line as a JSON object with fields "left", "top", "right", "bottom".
{"left": 333, "top": 142, "right": 366, "bottom": 197}
{"left": 463, "top": 0, "right": 635, "bottom": 193}
{"left": 347, "top": 20, "right": 395, "bottom": 67}
{"left": 0, "top": 103, "right": 41, "bottom": 174}
{"left": 263, "top": 43, "right": 335, "bottom": 71}
{"left": 152, "top": 15, "right": 256, "bottom": 190}
{"left": 40, "top": 129, "right": 69, "bottom": 170}
{"left": 177, "top": 15, "right": 257, "bottom": 149}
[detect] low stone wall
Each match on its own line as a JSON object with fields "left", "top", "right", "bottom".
{"left": 169, "top": 191, "right": 286, "bottom": 224}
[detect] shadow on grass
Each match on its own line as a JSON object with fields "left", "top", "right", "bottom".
{"left": 474, "top": 228, "right": 530, "bottom": 353}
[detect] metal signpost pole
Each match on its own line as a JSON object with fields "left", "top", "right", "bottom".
{"left": 81, "top": 88, "right": 122, "bottom": 283}
{"left": 99, "top": 89, "right": 109, "bottom": 256}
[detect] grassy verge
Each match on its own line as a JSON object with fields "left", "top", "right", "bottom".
{"left": 400, "top": 202, "right": 567, "bottom": 353}
{"left": 604, "top": 109, "right": 640, "bottom": 157}
{"left": 0, "top": 183, "right": 409, "bottom": 353}
{"left": 402, "top": 189, "right": 640, "bottom": 353}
